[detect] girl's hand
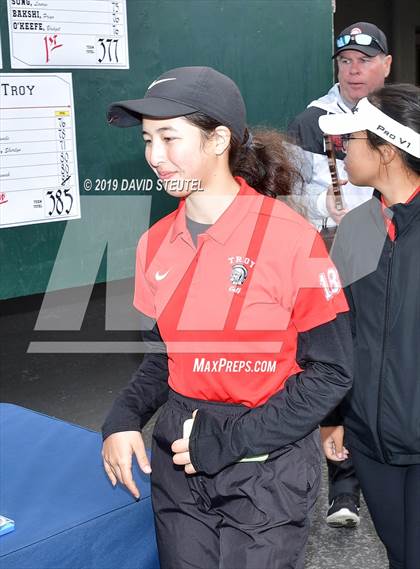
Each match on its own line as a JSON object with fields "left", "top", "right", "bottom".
{"left": 320, "top": 425, "right": 349, "bottom": 461}
{"left": 326, "top": 179, "right": 349, "bottom": 224}
{"left": 171, "top": 410, "right": 197, "bottom": 475}
{"left": 102, "top": 431, "right": 151, "bottom": 499}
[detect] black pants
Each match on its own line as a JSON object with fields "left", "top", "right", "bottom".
{"left": 327, "top": 454, "right": 360, "bottom": 505}
{"left": 151, "top": 390, "right": 322, "bottom": 569}
{"left": 351, "top": 447, "right": 420, "bottom": 569}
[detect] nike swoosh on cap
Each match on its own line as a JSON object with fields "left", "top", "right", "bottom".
{"left": 148, "top": 78, "right": 176, "bottom": 90}
{"left": 155, "top": 270, "right": 170, "bottom": 281}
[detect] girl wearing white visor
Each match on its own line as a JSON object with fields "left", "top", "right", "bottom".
{"left": 319, "top": 84, "right": 420, "bottom": 569}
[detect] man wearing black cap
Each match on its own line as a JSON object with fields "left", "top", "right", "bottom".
{"left": 288, "top": 22, "right": 392, "bottom": 529}
{"left": 289, "top": 22, "right": 392, "bottom": 229}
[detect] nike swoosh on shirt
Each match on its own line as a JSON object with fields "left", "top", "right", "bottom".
{"left": 148, "top": 78, "right": 176, "bottom": 90}
{"left": 155, "top": 270, "right": 170, "bottom": 281}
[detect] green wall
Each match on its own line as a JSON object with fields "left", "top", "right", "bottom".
{"left": 0, "top": 0, "right": 333, "bottom": 300}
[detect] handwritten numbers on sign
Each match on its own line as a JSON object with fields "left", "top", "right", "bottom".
{"left": 44, "top": 34, "right": 64, "bottom": 64}
{"left": 46, "top": 188, "right": 73, "bottom": 217}
{"left": 8, "top": 0, "right": 128, "bottom": 69}
{"left": 47, "top": 114, "right": 73, "bottom": 217}
{"left": 64, "top": 188, "right": 74, "bottom": 214}
{"left": 97, "top": 38, "right": 119, "bottom": 64}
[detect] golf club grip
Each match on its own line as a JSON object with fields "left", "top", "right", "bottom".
{"left": 324, "top": 135, "right": 344, "bottom": 211}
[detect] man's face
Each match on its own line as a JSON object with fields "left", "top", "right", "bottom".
{"left": 337, "top": 50, "right": 392, "bottom": 105}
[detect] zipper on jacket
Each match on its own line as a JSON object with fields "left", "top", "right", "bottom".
{"left": 376, "top": 240, "right": 396, "bottom": 462}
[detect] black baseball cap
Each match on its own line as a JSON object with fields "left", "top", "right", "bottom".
{"left": 334, "top": 22, "right": 388, "bottom": 58}
{"left": 107, "top": 66, "right": 247, "bottom": 141}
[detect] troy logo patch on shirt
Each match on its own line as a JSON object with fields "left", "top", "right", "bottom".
{"left": 227, "top": 255, "right": 256, "bottom": 294}
{"left": 230, "top": 264, "right": 248, "bottom": 285}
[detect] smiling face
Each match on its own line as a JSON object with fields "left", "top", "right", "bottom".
{"left": 142, "top": 116, "right": 217, "bottom": 198}
{"left": 337, "top": 51, "right": 392, "bottom": 105}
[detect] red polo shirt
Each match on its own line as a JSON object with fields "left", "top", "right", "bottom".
{"left": 134, "top": 177, "right": 348, "bottom": 407}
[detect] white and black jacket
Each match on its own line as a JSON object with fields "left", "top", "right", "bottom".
{"left": 288, "top": 83, "right": 373, "bottom": 229}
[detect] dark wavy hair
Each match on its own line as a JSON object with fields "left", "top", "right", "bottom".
{"left": 184, "top": 112, "right": 305, "bottom": 214}
{"left": 367, "top": 83, "right": 420, "bottom": 175}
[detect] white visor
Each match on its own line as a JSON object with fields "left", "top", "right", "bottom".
{"left": 319, "top": 97, "right": 420, "bottom": 158}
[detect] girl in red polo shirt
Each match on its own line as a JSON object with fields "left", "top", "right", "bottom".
{"left": 102, "top": 66, "right": 353, "bottom": 569}
{"left": 319, "top": 84, "right": 420, "bottom": 569}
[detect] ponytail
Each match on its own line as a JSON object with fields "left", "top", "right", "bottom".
{"left": 185, "top": 112, "right": 305, "bottom": 215}
{"left": 230, "top": 127, "right": 305, "bottom": 207}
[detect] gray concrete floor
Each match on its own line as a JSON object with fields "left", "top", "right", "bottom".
{"left": 305, "top": 468, "right": 387, "bottom": 569}
{"left": 1, "top": 284, "right": 388, "bottom": 569}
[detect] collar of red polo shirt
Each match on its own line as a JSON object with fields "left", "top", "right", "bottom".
{"left": 170, "top": 176, "right": 262, "bottom": 244}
